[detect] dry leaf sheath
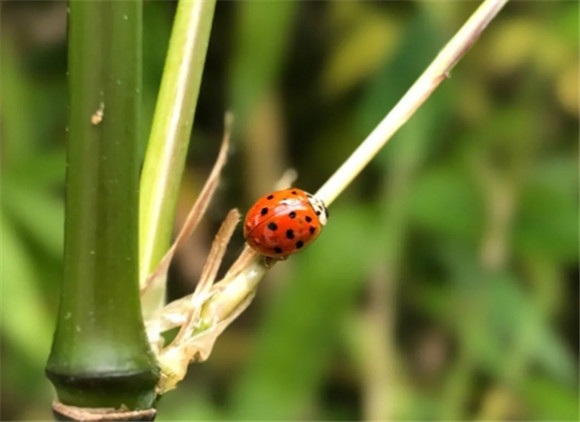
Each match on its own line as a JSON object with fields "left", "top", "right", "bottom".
{"left": 155, "top": 209, "right": 242, "bottom": 393}
{"left": 140, "top": 113, "right": 232, "bottom": 318}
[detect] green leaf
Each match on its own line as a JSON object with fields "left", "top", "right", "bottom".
{"left": 0, "top": 214, "right": 53, "bottom": 367}
{"left": 229, "top": 0, "right": 297, "bottom": 127}
{"left": 515, "top": 178, "right": 579, "bottom": 264}
{"left": 520, "top": 375, "right": 579, "bottom": 421}
{"left": 321, "top": 3, "right": 398, "bottom": 98}
{"left": 356, "top": 10, "right": 446, "bottom": 136}
{"left": 4, "top": 150, "right": 66, "bottom": 188}
{"left": 409, "top": 166, "right": 484, "bottom": 241}
{"left": 0, "top": 38, "right": 36, "bottom": 165}
{"left": 2, "top": 179, "right": 64, "bottom": 259}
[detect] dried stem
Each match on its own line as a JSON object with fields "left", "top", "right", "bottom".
{"left": 169, "top": 209, "right": 241, "bottom": 348}
{"left": 315, "top": 0, "right": 508, "bottom": 206}
{"left": 140, "top": 114, "right": 232, "bottom": 297}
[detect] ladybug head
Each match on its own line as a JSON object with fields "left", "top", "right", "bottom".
{"left": 306, "top": 193, "right": 328, "bottom": 226}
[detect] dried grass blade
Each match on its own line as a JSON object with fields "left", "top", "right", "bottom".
{"left": 150, "top": 245, "right": 259, "bottom": 334}
{"left": 169, "top": 208, "right": 240, "bottom": 348}
{"left": 141, "top": 113, "right": 233, "bottom": 295}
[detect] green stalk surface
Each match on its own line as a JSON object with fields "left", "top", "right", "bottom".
{"left": 139, "top": 0, "right": 217, "bottom": 317}
{"left": 46, "top": 0, "right": 159, "bottom": 410}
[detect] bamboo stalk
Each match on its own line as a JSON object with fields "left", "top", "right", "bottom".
{"left": 45, "top": 0, "right": 158, "bottom": 414}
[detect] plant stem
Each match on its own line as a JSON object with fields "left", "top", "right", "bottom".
{"left": 45, "top": 0, "right": 158, "bottom": 411}
{"left": 315, "top": 0, "right": 508, "bottom": 206}
{"left": 178, "top": 0, "right": 509, "bottom": 363}
{"left": 139, "top": 0, "right": 217, "bottom": 317}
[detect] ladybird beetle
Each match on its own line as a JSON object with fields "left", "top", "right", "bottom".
{"left": 243, "top": 188, "right": 328, "bottom": 259}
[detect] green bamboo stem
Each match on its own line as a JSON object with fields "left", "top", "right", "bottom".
{"left": 45, "top": 0, "right": 158, "bottom": 412}
{"left": 139, "top": 0, "right": 217, "bottom": 318}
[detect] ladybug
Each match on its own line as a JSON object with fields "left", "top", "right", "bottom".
{"left": 243, "top": 188, "right": 328, "bottom": 259}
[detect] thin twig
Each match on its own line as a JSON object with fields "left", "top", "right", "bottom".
{"left": 315, "top": 0, "right": 509, "bottom": 206}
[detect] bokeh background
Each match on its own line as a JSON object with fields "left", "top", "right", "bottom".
{"left": 1, "top": 1, "right": 578, "bottom": 420}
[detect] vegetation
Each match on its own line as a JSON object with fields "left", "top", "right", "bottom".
{"left": 1, "top": 1, "right": 578, "bottom": 420}
{"left": 44, "top": 0, "right": 158, "bottom": 412}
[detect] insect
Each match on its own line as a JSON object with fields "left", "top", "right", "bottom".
{"left": 243, "top": 188, "right": 328, "bottom": 259}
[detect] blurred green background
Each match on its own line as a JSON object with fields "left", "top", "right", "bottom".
{"left": 1, "top": 1, "right": 578, "bottom": 420}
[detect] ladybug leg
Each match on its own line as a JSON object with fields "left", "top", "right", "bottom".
{"left": 262, "top": 256, "right": 286, "bottom": 268}
{"left": 263, "top": 256, "right": 276, "bottom": 268}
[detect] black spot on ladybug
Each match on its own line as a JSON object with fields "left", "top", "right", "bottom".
{"left": 316, "top": 210, "right": 321, "bottom": 216}
{"left": 267, "top": 222, "right": 278, "bottom": 231}
{"left": 291, "top": 190, "right": 297, "bottom": 195}
{"left": 286, "top": 229, "right": 295, "bottom": 239}
{"left": 274, "top": 246, "right": 283, "bottom": 254}
{"left": 289, "top": 211, "right": 296, "bottom": 219}
{"left": 296, "top": 240, "right": 304, "bottom": 249}
{"left": 305, "top": 216, "right": 312, "bottom": 223}
{"left": 309, "top": 226, "right": 316, "bottom": 235}
{"left": 267, "top": 194, "right": 274, "bottom": 200}
{"left": 260, "top": 207, "right": 268, "bottom": 216}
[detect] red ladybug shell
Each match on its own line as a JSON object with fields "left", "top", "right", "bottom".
{"left": 244, "top": 188, "right": 328, "bottom": 259}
